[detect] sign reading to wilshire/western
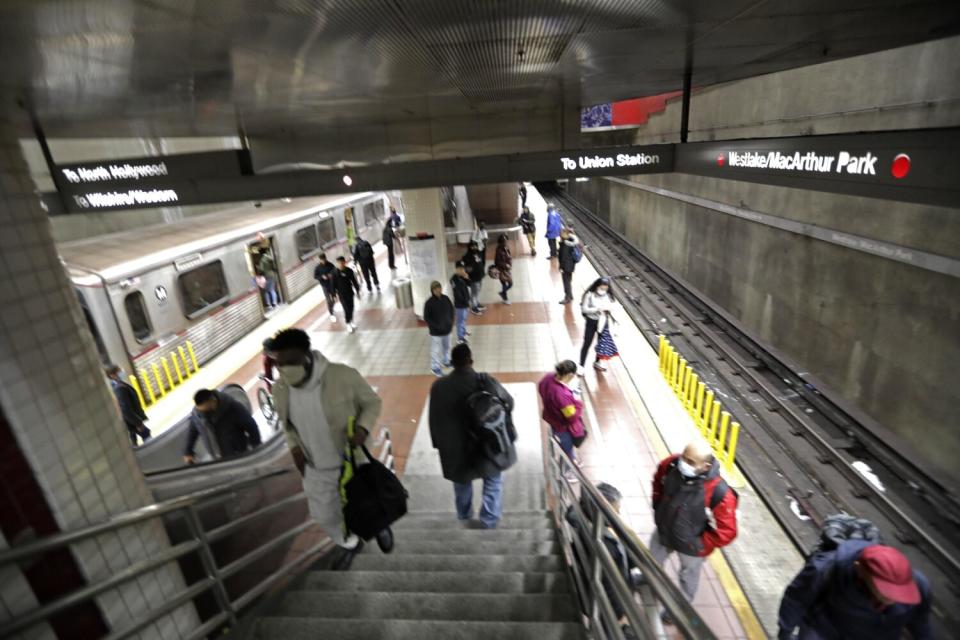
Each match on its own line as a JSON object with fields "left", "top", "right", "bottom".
{"left": 53, "top": 149, "right": 252, "bottom": 213}
{"left": 676, "top": 129, "right": 960, "bottom": 207}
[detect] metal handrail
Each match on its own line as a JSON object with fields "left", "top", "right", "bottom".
{"left": 0, "top": 425, "right": 396, "bottom": 639}
{"left": 546, "top": 437, "right": 718, "bottom": 640}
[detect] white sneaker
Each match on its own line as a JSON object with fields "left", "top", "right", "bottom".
{"left": 329, "top": 314, "right": 337, "bottom": 323}
{"left": 342, "top": 533, "right": 360, "bottom": 550}
{"left": 347, "top": 324, "right": 355, "bottom": 334}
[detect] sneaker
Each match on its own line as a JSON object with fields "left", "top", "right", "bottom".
{"left": 376, "top": 285, "right": 381, "bottom": 291}
{"left": 593, "top": 362, "right": 607, "bottom": 372}
{"left": 576, "top": 365, "right": 585, "bottom": 377}
{"left": 331, "top": 538, "right": 364, "bottom": 571}
{"left": 347, "top": 324, "right": 355, "bottom": 334}
{"left": 470, "top": 308, "right": 483, "bottom": 316}
{"left": 532, "top": 250, "right": 537, "bottom": 256}
{"left": 458, "top": 338, "right": 469, "bottom": 345}
{"left": 464, "top": 330, "right": 471, "bottom": 336}
{"left": 329, "top": 314, "right": 337, "bottom": 322}
{"left": 502, "top": 299, "right": 511, "bottom": 305}
{"left": 442, "top": 361, "right": 452, "bottom": 368}
{"left": 660, "top": 610, "right": 675, "bottom": 626}
{"left": 432, "top": 368, "right": 443, "bottom": 377}
{"left": 367, "top": 287, "right": 373, "bottom": 293}
{"left": 558, "top": 299, "right": 569, "bottom": 305}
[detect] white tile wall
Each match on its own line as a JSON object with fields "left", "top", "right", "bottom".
{"left": 0, "top": 123, "right": 199, "bottom": 637}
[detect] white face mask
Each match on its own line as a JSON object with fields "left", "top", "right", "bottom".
{"left": 597, "top": 288, "right": 609, "bottom": 296}
{"left": 677, "top": 458, "right": 701, "bottom": 478}
{"left": 279, "top": 364, "right": 308, "bottom": 386}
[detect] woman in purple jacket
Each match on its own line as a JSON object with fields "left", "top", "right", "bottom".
{"left": 538, "top": 360, "right": 587, "bottom": 463}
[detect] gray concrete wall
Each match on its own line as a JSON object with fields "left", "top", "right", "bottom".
{"left": 567, "top": 35, "right": 960, "bottom": 484}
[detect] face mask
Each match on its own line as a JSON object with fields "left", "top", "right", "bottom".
{"left": 677, "top": 458, "right": 700, "bottom": 478}
{"left": 279, "top": 364, "right": 308, "bottom": 386}
{"left": 597, "top": 288, "right": 608, "bottom": 296}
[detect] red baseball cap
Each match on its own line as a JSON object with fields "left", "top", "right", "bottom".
{"left": 859, "top": 545, "right": 921, "bottom": 605}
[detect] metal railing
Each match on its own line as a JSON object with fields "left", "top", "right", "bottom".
{"left": 546, "top": 437, "right": 718, "bottom": 640}
{"left": 0, "top": 427, "right": 396, "bottom": 640}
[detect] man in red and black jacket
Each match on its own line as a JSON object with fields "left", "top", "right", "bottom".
{"left": 650, "top": 439, "right": 738, "bottom": 625}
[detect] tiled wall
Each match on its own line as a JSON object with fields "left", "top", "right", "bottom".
{"left": 0, "top": 122, "right": 199, "bottom": 637}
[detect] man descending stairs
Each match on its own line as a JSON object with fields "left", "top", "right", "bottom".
{"left": 245, "top": 382, "right": 586, "bottom": 639}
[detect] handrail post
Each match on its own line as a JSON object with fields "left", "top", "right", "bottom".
{"left": 184, "top": 506, "right": 237, "bottom": 627}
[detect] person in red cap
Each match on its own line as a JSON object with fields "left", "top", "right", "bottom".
{"left": 778, "top": 540, "right": 932, "bottom": 639}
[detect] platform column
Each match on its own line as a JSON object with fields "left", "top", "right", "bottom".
{"left": 398, "top": 188, "right": 450, "bottom": 318}
{"left": 0, "top": 119, "right": 199, "bottom": 637}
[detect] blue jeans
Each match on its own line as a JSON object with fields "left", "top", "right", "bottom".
{"left": 264, "top": 279, "right": 279, "bottom": 307}
{"left": 455, "top": 307, "right": 469, "bottom": 341}
{"left": 430, "top": 333, "right": 451, "bottom": 374}
{"left": 453, "top": 472, "right": 503, "bottom": 529}
{"left": 554, "top": 429, "right": 576, "bottom": 462}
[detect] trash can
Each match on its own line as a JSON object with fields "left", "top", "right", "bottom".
{"left": 394, "top": 278, "right": 413, "bottom": 309}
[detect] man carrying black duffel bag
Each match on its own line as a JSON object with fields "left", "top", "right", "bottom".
{"left": 429, "top": 343, "right": 516, "bottom": 529}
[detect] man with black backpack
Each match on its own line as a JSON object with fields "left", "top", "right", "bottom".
{"left": 429, "top": 344, "right": 516, "bottom": 529}
{"left": 650, "top": 439, "right": 738, "bottom": 625}
{"left": 352, "top": 237, "right": 380, "bottom": 293}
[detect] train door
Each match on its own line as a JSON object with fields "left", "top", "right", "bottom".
{"left": 75, "top": 289, "right": 111, "bottom": 364}
{"left": 344, "top": 207, "right": 357, "bottom": 249}
{"left": 247, "top": 235, "right": 284, "bottom": 313}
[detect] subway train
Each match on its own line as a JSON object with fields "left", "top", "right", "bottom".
{"left": 60, "top": 192, "right": 392, "bottom": 397}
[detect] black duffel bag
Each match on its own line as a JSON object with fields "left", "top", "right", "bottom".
{"left": 341, "top": 444, "right": 408, "bottom": 540}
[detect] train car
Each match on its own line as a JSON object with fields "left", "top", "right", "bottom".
{"left": 60, "top": 192, "right": 391, "bottom": 398}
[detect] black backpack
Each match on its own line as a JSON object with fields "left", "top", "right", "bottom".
{"left": 465, "top": 374, "right": 517, "bottom": 470}
{"left": 357, "top": 240, "right": 374, "bottom": 262}
{"left": 341, "top": 444, "right": 408, "bottom": 540}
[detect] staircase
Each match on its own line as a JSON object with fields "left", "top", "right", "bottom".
{"left": 244, "top": 384, "right": 586, "bottom": 639}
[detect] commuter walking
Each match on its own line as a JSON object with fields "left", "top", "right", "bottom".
{"left": 258, "top": 249, "right": 281, "bottom": 309}
{"left": 313, "top": 252, "right": 338, "bottom": 322}
{"left": 557, "top": 229, "right": 582, "bottom": 304}
{"left": 462, "top": 241, "right": 486, "bottom": 315}
{"left": 579, "top": 277, "right": 615, "bottom": 373}
{"left": 383, "top": 222, "right": 397, "bottom": 271}
{"left": 270, "top": 328, "right": 393, "bottom": 569}
{"left": 518, "top": 181, "right": 527, "bottom": 207}
{"left": 472, "top": 220, "right": 489, "bottom": 255}
{"left": 545, "top": 204, "right": 562, "bottom": 258}
{"left": 451, "top": 261, "right": 472, "bottom": 344}
{"left": 538, "top": 360, "right": 586, "bottom": 464}
{"left": 650, "top": 439, "right": 739, "bottom": 624}
{"left": 184, "top": 388, "right": 262, "bottom": 464}
{"left": 778, "top": 541, "right": 931, "bottom": 640}
{"left": 494, "top": 234, "right": 513, "bottom": 305}
{"left": 333, "top": 256, "right": 362, "bottom": 332}
{"left": 352, "top": 237, "right": 380, "bottom": 292}
{"left": 518, "top": 205, "right": 537, "bottom": 256}
{"left": 429, "top": 344, "right": 516, "bottom": 529}
{"left": 423, "top": 281, "right": 454, "bottom": 377}
{"left": 105, "top": 365, "right": 151, "bottom": 445}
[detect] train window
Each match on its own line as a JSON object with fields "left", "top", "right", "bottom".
{"left": 123, "top": 291, "right": 152, "bottom": 342}
{"left": 362, "top": 200, "right": 384, "bottom": 227}
{"left": 318, "top": 217, "right": 337, "bottom": 246}
{"left": 178, "top": 261, "right": 229, "bottom": 318}
{"left": 295, "top": 224, "right": 320, "bottom": 260}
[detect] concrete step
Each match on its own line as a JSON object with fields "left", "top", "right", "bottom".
{"left": 298, "top": 570, "right": 571, "bottom": 594}
{"left": 253, "top": 617, "right": 586, "bottom": 640}
{"left": 364, "top": 539, "right": 559, "bottom": 555}
{"left": 268, "top": 591, "right": 579, "bottom": 622}
{"left": 394, "top": 527, "right": 556, "bottom": 543}
{"left": 350, "top": 553, "right": 564, "bottom": 573}
{"left": 394, "top": 511, "right": 554, "bottom": 531}
{"left": 402, "top": 474, "right": 546, "bottom": 512}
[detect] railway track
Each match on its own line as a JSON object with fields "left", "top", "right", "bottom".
{"left": 539, "top": 183, "right": 960, "bottom": 630}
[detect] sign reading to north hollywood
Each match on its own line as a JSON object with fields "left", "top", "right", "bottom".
{"left": 53, "top": 149, "right": 252, "bottom": 213}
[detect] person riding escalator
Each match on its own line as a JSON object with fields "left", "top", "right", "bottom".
{"left": 183, "top": 388, "right": 262, "bottom": 464}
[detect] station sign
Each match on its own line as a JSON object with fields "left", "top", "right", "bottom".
{"left": 512, "top": 144, "right": 674, "bottom": 181}
{"left": 53, "top": 149, "right": 253, "bottom": 213}
{"left": 676, "top": 129, "right": 960, "bottom": 207}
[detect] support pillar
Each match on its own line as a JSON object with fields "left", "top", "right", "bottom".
{"left": 0, "top": 119, "right": 199, "bottom": 637}
{"left": 398, "top": 188, "right": 449, "bottom": 318}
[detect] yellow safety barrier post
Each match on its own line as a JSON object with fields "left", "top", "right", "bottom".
{"left": 701, "top": 390, "right": 715, "bottom": 432}
{"left": 151, "top": 363, "right": 166, "bottom": 397}
{"left": 138, "top": 370, "right": 156, "bottom": 405}
{"left": 707, "top": 401, "right": 721, "bottom": 442}
{"left": 658, "top": 336, "right": 668, "bottom": 373}
{"left": 160, "top": 357, "right": 174, "bottom": 390}
{"left": 694, "top": 382, "right": 706, "bottom": 427}
{"left": 186, "top": 341, "right": 200, "bottom": 372}
{"left": 674, "top": 359, "right": 685, "bottom": 393}
{"left": 715, "top": 411, "right": 730, "bottom": 453}
{"left": 685, "top": 373, "right": 698, "bottom": 415}
{"left": 681, "top": 366, "right": 692, "bottom": 402}
{"left": 172, "top": 353, "right": 184, "bottom": 384}
{"left": 178, "top": 346, "right": 192, "bottom": 378}
{"left": 128, "top": 376, "right": 147, "bottom": 411}
{"left": 724, "top": 422, "right": 741, "bottom": 474}
{"left": 671, "top": 351, "right": 680, "bottom": 389}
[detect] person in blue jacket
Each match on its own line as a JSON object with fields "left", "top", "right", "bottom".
{"left": 545, "top": 204, "right": 562, "bottom": 258}
{"left": 777, "top": 541, "right": 932, "bottom": 639}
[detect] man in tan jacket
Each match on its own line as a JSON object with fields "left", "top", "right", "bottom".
{"left": 270, "top": 328, "right": 391, "bottom": 569}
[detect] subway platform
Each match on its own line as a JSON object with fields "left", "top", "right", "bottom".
{"left": 131, "top": 185, "right": 809, "bottom": 638}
